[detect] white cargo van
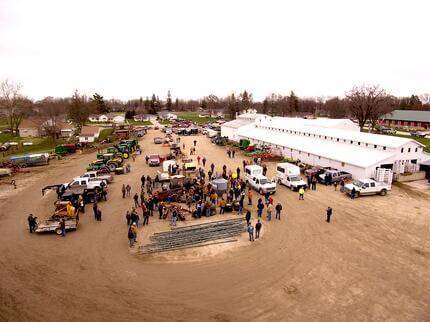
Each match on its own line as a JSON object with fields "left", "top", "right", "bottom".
{"left": 276, "top": 162, "right": 307, "bottom": 191}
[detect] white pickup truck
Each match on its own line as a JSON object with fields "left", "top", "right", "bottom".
{"left": 245, "top": 165, "right": 277, "bottom": 194}
{"left": 344, "top": 179, "right": 391, "bottom": 197}
{"left": 276, "top": 162, "right": 307, "bottom": 191}
{"left": 65, "top": 177, "right": 107, "bottom": 191}
{"left": 81, "top": 171, "right": 113, "bottom": 183}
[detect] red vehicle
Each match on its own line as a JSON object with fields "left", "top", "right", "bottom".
{"left": 148, "top": 154, "right": 161, "bottom": 166}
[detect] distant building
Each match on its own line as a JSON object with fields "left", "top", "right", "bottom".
{"left": 157, "top": 111, "right": 177, "bottom": 120}
{"left": 88, "top": 113, "right": 125, "bottom": 124}
{"left": 380, "top": 110, "right": 430, "bottom": 129}
{"left": 79, "top": 126, "right": 101, "bottom": 143}
{"left": 18, "top": 118, "right": 75, "bottom": 138}
{"left": 133, "top": 114, "right": 157, "bottom": 122}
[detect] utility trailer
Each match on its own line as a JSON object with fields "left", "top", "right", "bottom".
{"left": 35, "top": 218, "right": 78, "bottom": 235}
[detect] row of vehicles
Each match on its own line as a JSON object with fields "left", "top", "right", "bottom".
{"left": 243, "top": 162, "right": 390, "bottom": 198}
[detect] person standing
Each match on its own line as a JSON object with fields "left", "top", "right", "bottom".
{"left": 232, "top": 150, "right": 235, "bottom": 158}
{"left": 96, "top": 209, "right": 102, "bottom": 221}
{"left": 143, "top": 209, "right": 150, "bottom": 226}
{"left": 93, "top": 201, "right": 98, "bottom": 220}
{"left": 275, "top": 203, "right": 282, "bottom": 220}
{"left": 158, "top": 202, "right": 164, "bottom": 219}
{"left": 236, "top": 166, "right": 241, "bottom": 178}
{"left": 247, "top": 189, "right": 253, "bottom": 205}
{"left": 197, "top": 155, "right": 201, "bottom": 165}
{"left": 257, "top": 199, "right": 264, "bottom": 218}
{"left": 210, "top": 163, "right": 215, "bottom": 173}
{"left": 131, "top": 223, "right": 138, "bottom": 242}
{"left": 333, "top": 181, "right": 338, "bottom": 191}
{"left": 141, "top": 175, "right": 146, "bottom": 187}
{"left": 311, "top": 176, "right": 317, "bottom": 191}
{"left": 122, "top": 184, "right": 126, "bottom": 198}
{"left": 59, "top": 219, "right": 66, "bottom": 237}
{"left": 126, "top": 211, "right": 131, "bottom": 226}
{"left": 307, "top": 175, "right": 311, "bottom": 189}
{"left": 170, "top": 210, "right": 178, "bottom": 226}
{"left": 255, "top": 220, "right": 262, "bottom": 239}
{"left": 128, "top": 227, "right": 135, "bottom": 247}
{"left": 266, "top": 203, "right": 273, "bottom": 221}
{"left": 202, "top": 157, "right": 206, "bottom": 167}
{"left": 193, "top": 139, "right": 197, "bottom": 147}
{"left": 133, "top": 193, "right": 139, "bottom": 208}
{"left": 299, "top": 187, "right": 305, "bottom": 200}
{"left": 27, "top": 214, "right": 36, "bottom": 233}
{"left": 351, "top": 187, "right": 356, "bottom": 199}
{"left": 264, "top": 191, "right": 270, "bottom": 205}
{"left": 126, "top": 184, "right": 131, "bottom": 197}
{"left": 219, "top": 198, "right": 226, "bottom": 214}
{"left": 245, "top": 210, "right": 251, "bottom": 225}
{"left": 326, "top": 207, "right": 333, "bottom": 223}
{"left": 247, "top": 223, "right": 254, "bottom": 242}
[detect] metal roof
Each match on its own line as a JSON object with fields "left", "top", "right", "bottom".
{"left": 221, "top": 118, "right": 254, "bottom": 129}
{"left": 381, "top": 110, "right": 430, "bottom": 122}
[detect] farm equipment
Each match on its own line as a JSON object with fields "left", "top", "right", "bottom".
{"left": 239, "top": 139, "right": 250, "bottom": 150}
{"left": 92, "top": 153, "right": 124, "bottom": 172}
{"left": 10, "top": 153, "right": 50, "bottom": 168}
{"left": 54, "top": 144, "right": 77, "bottom": 156}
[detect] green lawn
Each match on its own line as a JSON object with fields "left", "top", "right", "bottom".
{"left": 175, "top": 111, "right": 218, "bottom": 123}
{"left": 97, "top": 128, "right": 114, "bottom": 142}
{"left": 126, "top": 119, "right": 152, "bottom": 125}
{"left": 0, "top": 135, "right": 64, "bottom": 160}
{"left": 0, "top": 118, "right": 8, "bottom": 130}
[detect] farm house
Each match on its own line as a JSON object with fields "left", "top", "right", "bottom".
{"left": 236, "top": 116, "right": 428, "bottom": 180}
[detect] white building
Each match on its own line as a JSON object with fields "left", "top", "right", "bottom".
{"left": 157, "top": 111, "right": 178, "bottom": 120}
{"left": 233, "top": 115, "right": 426, "bottom": 179}
{"left": 79, "top": 126, "right": 101, "bottom": 143}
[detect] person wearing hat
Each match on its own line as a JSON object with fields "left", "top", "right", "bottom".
{"left": 131, "top": 223, "right": 138, "bottom": 242}
{"left": 128, "top": 226, "right": 135, "bottom": 247}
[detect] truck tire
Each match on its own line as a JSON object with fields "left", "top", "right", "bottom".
{"left": 122, "top": 152, "right": 129, "bottom": 159}
{"left": 107, "top": 163, "right": 116, "bottom": 172}
{"left": 356, "top": 191, "right": 360, "bottom": 198}
{"left": 55, "top": 228, "right": 62, "bottom": 235}
{"left": 380, "top": 189, "right": 387, "bottom": 196}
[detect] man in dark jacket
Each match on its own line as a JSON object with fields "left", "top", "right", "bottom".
{"left": 27, "top": 214, "right": 36, "bottom": 233}
{"left": 245, "top": 210, "right": 251, "bottom": 225}
{"left": 255, "top": 220, "right": 262, "bottom": 239}
{"left": 275, "top": 203, "right": 283, "bottom": 220}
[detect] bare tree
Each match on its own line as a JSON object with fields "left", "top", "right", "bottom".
{"left": 345, "top": 85, "right": 391, "bottom": 131}
{"left": 37, "top": 97, "right": 64, "bottom": 142}
{"left": 0, "top": 79, "right": 27, "bottom": 136}
{"left": 67, "top": 90, "right": 89, "bottom": 131}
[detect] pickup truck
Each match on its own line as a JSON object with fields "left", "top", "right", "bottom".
{"left": 344, "top": 179, "right": 391, "bottom": 197}
{"left": 68, "top": 177, "right": 107, "bottom": 191}
{"left": 148, "top": 154, "right": 161, "bottom": 166}
{"left": 81, "top": 171, "right": 113, "bottom": 183}
{"left": 154, "top": 137, "right": 163, "bottom": 144}
{"left": 410, "top": 131, "right": 428, "bottom": 138}
{"left": 318, "top": 169, "right": 352, "bottom": 184}
{"left": 246, "top": 174, "right": 277, "bottom": 195}
{"left": 276, "top": 162, "right": 307, "bottom": 191}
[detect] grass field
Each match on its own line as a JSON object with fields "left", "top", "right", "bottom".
{"left": 175, "top": 111, "right": 218, "bottom": 123}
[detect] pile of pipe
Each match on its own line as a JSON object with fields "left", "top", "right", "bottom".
{"left": 140, "top": 218, "right": 246, "bottom": 254}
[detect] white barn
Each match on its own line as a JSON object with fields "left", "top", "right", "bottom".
{"left": 236, "top": 116, "right": 425, "bottom": 179}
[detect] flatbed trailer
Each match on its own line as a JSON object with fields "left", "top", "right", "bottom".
{"left": 35, "top": 218, "right": 78, "bottom": 234}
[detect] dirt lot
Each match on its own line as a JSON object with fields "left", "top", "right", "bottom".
{"left": 1, "top": 129, "right": 429, "bottom": 321}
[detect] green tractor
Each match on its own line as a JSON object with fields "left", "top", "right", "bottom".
{"left": 121, "top": 139, "right": 139, "bottom": 151}
{"left": 96, "top": 147, "right": 123, "bottom": 160}
{"left": 239, "top": 139, "right": 250, "bottom": 150}
{"left": 115, "top": 144, "right": 132, "bottom": 159}
{"left": 88, "top": 153, "right": 124, "bottom": 172}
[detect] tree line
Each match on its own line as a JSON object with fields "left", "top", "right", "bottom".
{"left": 1, "top": 78, "right": 430, "bottom": 136}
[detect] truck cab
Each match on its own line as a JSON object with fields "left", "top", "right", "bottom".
{"left": 148, "top": 154, "right": 161, "bottom": 166}
{"left": 67, "top": 177, "right": 106, "bottom": 191}
{"left": 276, "top": 162, "right": 307, "bottom": 191}
{"left": 81, "top": 171, "right": 113, "bottom": 183}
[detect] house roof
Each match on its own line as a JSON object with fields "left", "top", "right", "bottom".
{"left": 381, "top": 110, "right": 430, "bottom": 122}
{"left": 255, "top": 116, "right": 423, "bottom": 149}
{"left": 80, "top": 126, "right": 100, "bottom": 136}
{"left": 237, "top": 124, "right": 395, "bottom": 168}
{"left": 18, "top": 118, "right": 41, "bottom": 129}
{"left": 221, "top": 118, "right": 254, "bottom": 129}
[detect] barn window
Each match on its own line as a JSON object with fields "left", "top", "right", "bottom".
{"left": 415, "top": 147, "right": 418, "bottom": 152}
{"left": 401, "top": 148, "right": 404, "bottom": 153}
{"left": 408, "top": 148, "right": 411, "bottom": 152}
{"left": 358, "top": 142, "right": 361, "bottom": 145}
{"left": 337, "top": 138, "right": 339, "bottom": 142}
{"left": 383, "top": 147, "right": 386, "bottom": 150}
{"left": 308, "top": 153, "right": 310, "bottom": 157}
{"left": 350, "top": 140, "right": 353, "bottom": 144}
{"left": 325, "top": 136, "right": 327, "bottom": 139}
{"left": 341, "top": 162, "right": 345, "bottom": 166}
{"left": 318, "top": 156, "right": 321, "bottom": 159}
{"left": 374, "top": 145, "right": 377, "bottom": 148}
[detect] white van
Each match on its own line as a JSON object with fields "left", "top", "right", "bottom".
{"left": 245, "top": 165, "right": 277, "bottom": 194}
{"left": 276, "top": 162, "right": 307, "bottom": 191}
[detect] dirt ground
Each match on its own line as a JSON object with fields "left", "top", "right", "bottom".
{"left": 0, "top": 129, "right": 429, "bottom": 321}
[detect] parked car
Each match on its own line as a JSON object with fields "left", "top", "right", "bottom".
{"left": 276, "top": 162, "right": 307, "bottom": 191}
{"left": 410, "top": 131, "right": 428, "bottom": 138}
{"left": 379, "top": 127, "right": 396, "bottom": 135}
{"left": 148, "top": 154, "right": 161, "bottom": 166}
{"left": 344, "top": 179, "right": 391, "bottom": 197}
{"left": 154, "top": 137, "right": 163, "bottom": 144}
{"left": 318, "top": 169, "right": 352, "bottom": 184}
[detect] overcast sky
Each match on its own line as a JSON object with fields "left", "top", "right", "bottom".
{"left": 0, "top": 0, "right": 429, "bottom": 101}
